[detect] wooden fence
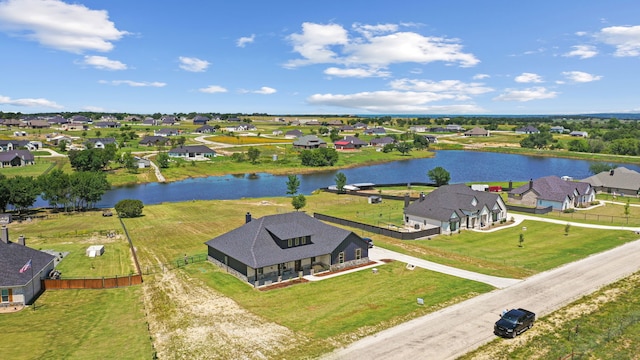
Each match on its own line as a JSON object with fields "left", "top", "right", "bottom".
{"left": 43, "top": 274, "right": 142, "bottom": 290}
{"left": 314, "top": 213, "right": 440, "bottom": 240}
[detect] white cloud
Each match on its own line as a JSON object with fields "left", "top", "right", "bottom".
{"left": 493, "top": 87, "right": 557, "bottom": 102}
{"left": 514, "top": 72, "right": 544, "bottom": 83}
{"left": 285, "top": 22, "right": 478, "bottom": 69}
{"left": 389, "top": 79, "right": 493, "bottom": 98}
{"left": 562, "top": 71, "right": 602, "bottom": 83}
{"left": 198, "top": 85, "right": 228, "bottom": 93}
{"left": 324, "top": 67, "right": 391, "bottom": 78}
{"left": 0, "top": 94, "right": 63, "bottom": 109}
{"left": 100, "top": 80, "right": 166, "bottom": 87}
{"left": 563, "top": 45, "right": 598, "bottom": 59}
{"left": 83, "top": 105, "right": 106, "bottom": 112}
{"left": 596, "top": 25, "right": 640, "bottom": 56}
{"left": 0, "top": 0, "right": 127, "bottom": 53}
{"left": 81, "top": 55, "right": 127, "bottom": 70}
{"left": 473, "top": 73, "right": 490, "bottom": 80}
{"left": 236, "top": 34, "right": 255, "bottom": 47}
{"left": 307, "top": 91, "right": 483, "bottom": 113}
{"left": 253, "top": 87, "right": 277, "bottom": 95}
{"left": 178, "top": 56, "right": 210, "bottom": 72}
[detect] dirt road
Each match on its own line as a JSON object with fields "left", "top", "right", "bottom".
{"left": 325, "top": 238, "right": 640, "bottom": 360}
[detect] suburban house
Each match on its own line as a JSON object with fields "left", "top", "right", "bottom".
{"left": 569, "top": 131, "right": 588, "bottom": 138}
{"left": 0, "top": 226, "right": 56, "bottom": 306}
{"left": 225, "top": 122, "right": 256, "bottom": 132}
{"left": 0, "top": 150, "right": 35, "bottom": 168}
{"left": 0, "top": 140, "right": 29, "bottom": 151}
{"left": 204, "top": 212, "right": 371, "bottom": 286}
{"left": 508, "top": 176, "right": 595, "bottom": 211}
{"left": 142, "top": 118, "right": 159, "bottom": 126}
{"left": 353, "top": 122, "right": 368, "bottom": 129}
{"left": 363, "top": 127, "right": 386, "bottom": 136}
{"left": 550, "top": 126, "right": 566, "bottom": 133}
{"left": 446, "top": 124, "right": 464, "bottom": 132}
{"left": 293, "top": 135, "right": 327, "bottom": 149}
{"left": 139, "top": 135, "right": 170, "bottom": 147}
{"left": 195, "top": 125, "right": 216, "bottom": 134}
{"left": 404, "top": 184, "right": 508, "bottom": 234}
{"left": 369, "top": 136, "right": 395, "bottom": 147}
{"left": 70, "top": 115, "right": 92, "bottom": 124}
{"left": 46, "top": 116, "right": 69, "bottom": 126}
{"left": 409, "top": 125, "right": 428, "bottom": 133}
{"left": 192, "top": 115, "right": 210, "bottom": 125}
{"left": 133, "top": 156, "right": 151, "bottom": 168}
{"left": 515, "top": 125, "right": 540, "bottom": 134}
{"left": 285, "top": 129, "right": 303, "bottom": 139}
{"left": 464, "top": 127, "right": 490, "bottom": 137}
{"left": 161, "top": 116, "right": 178, "bottom": 125}
{"left": 339, "top": 125, "right": 355, "bottom": 132}
{"left": 334, "top": 136, "right": 367, "bottom": 150}
{"left": 86, "top": 137, "right": 117, "bottom": 149}
{"left": 61, "top": 123, "right": 88, "bottom": 131}
{"left": 93, "top": 121, "right": 121, "bottom": 129}
{"left": 168, "top": 145, "right": 216, "bottom": 160}
{"left": 26, "top": 120, "right": 50, "bottom": 129}
{"left": 423, "top": 135, "right": 438, "bottom": 144}
{"left": 155, "top": 128, "right": 180, "bottom": 137}
{"left": 581, "top": 167, "right": 640, "bottom": 196}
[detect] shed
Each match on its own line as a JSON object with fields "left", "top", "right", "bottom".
{"left": 86, "top": 245, "right": 105, "bottom": 257}
{"left": 368, "top": 196, "right": 382, "bottom": 204}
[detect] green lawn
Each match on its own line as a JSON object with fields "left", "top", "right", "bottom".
{"left": 0, "top": 287, "right": 154, "bottom": 360}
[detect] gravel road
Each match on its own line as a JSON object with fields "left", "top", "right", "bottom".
{"left": 325, "top": 237, "right": 640, "bottom": 360}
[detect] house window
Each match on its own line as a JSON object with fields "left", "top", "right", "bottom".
{"left": 311, "top": 256, "right": 316, "bottom": 263}
{"left": 355, "top": 248, "right": 362, "bottom": 260}
{"left": 288, "top": 239, "right": 292, "bottom": 247}
{"left": 301, "top": 237, "right": 307, "bottom": 245}
{"left": 338, "top": 252, "right": 345, "bottom": 264}
{"left": 295, "top": 237, "right": 299, "bottom": 246}
{"left": 257, "top": 268, "right": 263, "bottom": 275}
{"left": 451, "top": 222, "right": 458, "bottom": 231}
{"left": 1, "top": 289, "right": 8, "bottom": 303}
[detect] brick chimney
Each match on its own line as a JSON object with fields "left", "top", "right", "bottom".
{"left": 0, "top": 225, "right": 8, "bottom": 244}
{"left": 18, "top": 234, "right": 25, "bottom": 246}
{"left": 404, "top": 193, "right": 410, "bottom": 208}
{"left": 245, "top": 212, "right": 252, "bottom": 223}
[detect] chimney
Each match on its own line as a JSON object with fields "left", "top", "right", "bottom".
{"left": 0, "top": 226, "right": 8, "bottom": 244}
{"left": 404, "top": 193, "right": 410, "bottom": 208}
{"left": 508, "top": 180, "right": 513, "bottom": 190}
{"left": 610, "top": 169, "right": 614, "bottom": 176}
{"left": 18, "top": 234, "right": 25, "bottom": 246}
{"left": 529, "top": 179, "right": 533, "bottom": 190}
{"left": 420, "top": 192, "right": 425, "bottom": 201}
{"left": 245, "top": 212, "right": 252, "bottom": 223}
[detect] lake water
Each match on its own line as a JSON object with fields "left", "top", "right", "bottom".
{"left": 91, "top": 150, "right": 640, "bottom": 208}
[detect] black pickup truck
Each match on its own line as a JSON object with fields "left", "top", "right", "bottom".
{"left": 494, "top": 308, "right": 536, "bottom": 338}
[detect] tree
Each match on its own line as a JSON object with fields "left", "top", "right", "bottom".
{"left": 412, "top": 134, "right": 429, "bottom": 150}
{"left": 38, "top": 169, "right": 71, "bottom": 211}
{"left": 299, "top": 148, "right": 339, "bottom": 167}
{"left": 335, "top": 172, "right": 347, "bottom": 193}
{"left": 291, "top": 194, "right": 306, "bottom": 211}
{"left": 0, "top": 174, "right": 10, "bottom": 212}
{"left": 157, "top": 152, "right": 170, "bottom": 168}
{"left": 519, "top": 132, "right": 553, "bottom": 149}
{"left": 382, "top": 143, "right": 395, "bottom": 153}
{"left": 115, "top": 199, "right": 144, "bottom": 218}
{"left": 57, "top": 140, "right": 67, "bottom": 153}
{"left": 624, "top": 199, "right": 630, "bottom": 218}
{"left": 286, "top": 174, "right": 300, "bottom": 196}
{"left": 247, "top": 147, "right": 261, "bottom": 164}
{"left": 428, "top": 167, "right": 451, "bottom": 186}
{"left": 121, "top": 151, "right": 137, "bottom": 173}
{"left": 395, "top": 141, "right": 413, "bottom": 155}
{"left": 69, "top": 172, "right": 110, "bottom": 210}
{"left": 564, "top": 223, "right": 570, "bottom": 236}
{"left": 518, "top": 233, "right": 525, "bottom": 247}
{"left": 8, "top": 176, "right": 40, "bottom": 214}
{"left": 588, "top": 162, "right": 616, "bottom": 175}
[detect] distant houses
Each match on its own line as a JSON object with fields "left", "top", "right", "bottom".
{"left": 168, "top": 145, "right": 216, "bottom": 160}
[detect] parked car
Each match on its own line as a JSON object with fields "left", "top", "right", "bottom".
{"left": 362, "top": 237, "right": 374, "bottom": 248}
{"left": 494, "top": 308, "right": 535, "bottom": 338}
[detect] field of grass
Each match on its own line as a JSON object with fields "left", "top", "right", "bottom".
{"left": 541, "top": 201, "right": 640, "bottom": 227}
{"left": 185, "top": 260, "right": 492, "bottom": 358}
{"left": 0, "top": 287, "right": 154, "bottom": 360}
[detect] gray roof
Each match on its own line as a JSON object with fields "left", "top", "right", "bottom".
{"left": 205, "top": 212, "right": 358, "bottom": 268}
{"left": 0, "top": 240, "right": 55, "bottom": 287}
{"left": 168, "top": 145, "right": 215, "bottom": 154}
{"left": 0, "top": 150, "right": 34, "bottom": 163}
{"left": 404, "top": 184, "right": 503, "bottom": 222}
{"left": 510, "top": 176, "right": 593, "bottom": 202}
{"left": 87, "top": 137, "right": 116, "bottom": 144}
{"left": 293, "top": 135, "right": 326, "bottom": 147}
{"left": 139, "top": 136, "right": 169, "bottom": 144}
{"left": 582, "top": 167, "right": 640, "bottom": 191}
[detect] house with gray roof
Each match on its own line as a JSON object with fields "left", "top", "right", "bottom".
{"left": 464, "top": 127, "right": 490, "bottom": 137}
{"left": 293, "top": 135, "right": 327, "bottom": 149}
{"left": 0, "top": 150, "right": 35, "bottom": 168}
{"left": 139, "top": 135, "right": 170, "bottom": 147}
{"left": 285, "top": 129, "right": 303, "bottom": 139}
{"left": 581, "top": 167, "right": 640, "bottom": 196}
{"left": 508, "top": 176, "right": 595, "bottom": 211}
{"left": 515, "top": 125, "right": 539, "bottom": 134}
{"left": 168, "top": 145, "right": 216, "bottom": 160}
{"left": 86, "top": 137, "right": 117, "bottom": 149}
{"left": 195, "top": 125, "right": 216, "bottom": 134}
{"left": 404, "top": 184, "right": 507, "bottom": 234}
{"left": 205, "top": 212, "right": 370, "bottom": 286}
{"left": 1, "top": 226, "right": 56, "bottom": 306}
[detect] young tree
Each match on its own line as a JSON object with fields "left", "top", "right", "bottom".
{"left": 428, "top": 167, "right": 451, "bottom": 186}
{"left": 588, "top": 162, "right": 617, "bottom": 175}
{"left": 624, "top": 199, "right": 630, "bottom": 218}
{"left": 121, "top": 151, "right": 137, "bottom": 173}
{"left": 247, "top": 147, "right": 261, "bottom": 164}
{"left": 564, "top": 223, "right": 571, "bottom": 236}
{"left": 395, "top": 141, "right": 413, "bottom": 155}
{"left": 518, "top": 233, "right": 525, "bottom": 247}
{"left": 115, "top": 199, "right": 144, "bottom": 218}
{"left": 291, "top": 194, "right": 306, "bottom": 211}
{"left": 335, "top": 172, "right": 347, "bottom": 193}
{"left": 286, "top": 174, "right": 300, "bottom": 196}
{"left": 156, "top": 152, "right": 170, "bottom": 168}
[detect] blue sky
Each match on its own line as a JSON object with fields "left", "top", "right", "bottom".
{"left": 1, "top": 0, "right": 640, "bottom": 115}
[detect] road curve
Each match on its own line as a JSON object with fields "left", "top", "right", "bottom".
{"left": 324, "top": 238, "right": 640, "bottom": 360}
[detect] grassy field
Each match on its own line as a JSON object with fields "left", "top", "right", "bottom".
{"left": 0, "top": 287, "right": 154, "bottom": 360}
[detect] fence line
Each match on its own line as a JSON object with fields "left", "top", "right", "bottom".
{"left": 119, "top": 217, "right": 142, "bottom": 276}
{"left": 314, "top": 213, "right": 440, "bottom": 240}
{"left": 43, "top": 274, "right": 142, "bottom": 290}
{"left": 141, "top": 253, "right": 208, "bottom": 275}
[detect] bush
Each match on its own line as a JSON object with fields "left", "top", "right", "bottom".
{"left": 114, "top": 199, "right": 144, "bottom": 218}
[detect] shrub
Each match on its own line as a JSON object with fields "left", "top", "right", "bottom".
{"left": 115, "top": 199, "right": 144, "bottom": 218}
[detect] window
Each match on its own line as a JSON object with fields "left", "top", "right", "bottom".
{"left": 1, "top": 289, "right": 8, "bottom": 303}
{"left": 257, "top": 268, "right": 263, "bottom": 275}
{"left": 355, "top": 248, "right": 362, "bottom": 260}
{"left": 294, "top": 237, "right": 299, "bottom": 246}
{"left": 288, "top": 239, "right": 292, "bottom": 247}
{"left": 301, "top": 236, "right": 307, "bottom": 245}
{"left": 338, "top": 252, "right": 345, "bottom": 264}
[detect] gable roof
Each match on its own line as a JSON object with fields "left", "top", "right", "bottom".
{"left": 510, "top": 176, "right": 593, "bottom": 202}
{"left": 404, "top": 184, "right": 503, "bottom": 222}
{"left": 205, "top": 212, "right": 357, "bottom": 268}
{"left": 0, "top": 239, "right": 55, "bottom": 287}
{"left": 0, "top": 150, "right": 34, "bottom": 163}
{"left": 139, "top": 135, "right": 169, "bottom": 145}
{"left": 582, "top": 167, "right": 640, "bottom": 191}
{"left": 293, "top": 135, "right": 326, "bottom": 147}
{"left": 168, "top": 145, "right": 215, "bottom": 154}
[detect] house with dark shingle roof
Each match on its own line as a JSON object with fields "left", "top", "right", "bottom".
{"left": 464, "top": 127, "right": 490, "bottom": 137}
{"left": 195, "top": 125, "right": 216, "bottom": 134}
{"left": 204, "top": 212, "right": 370, "bottom": 286}
{"left": 581, "top": 167, "right": 640, "bottom": 196}
{"left": 334, "top": 136, "right": 367, "bottom": 150}
{"left": 404, "top": 184, "right": 507, "bottom": 234}
{"left": 139, "top": 135, "right": 170, "bottom": 147}
{"left": 515, "top": 125, "right": 539, "bottom": 134}
{"left": 192, "top": 115, "right": 210, "bottom": 125}
{"left": 293, "top": 135, "right": 327, "bottom": 149}
{"left": 0, "top": 150, "right": 35, "bottom": 168}
{"left": 86, "top": 137, "right": 117, "bottom": 149}
{"left": 363, "top": 127, "right": 386, "bottom": 136}
{"left": 369, "top": 136, "right": 395, "bottom": 147}
{"left": 0, "top": 226, "right": 56, "bottom": 306}
{"left": 285, "top": 129, "right": 303, "bottom": 139}
{"left": 168, "top": 145, "right": 216, "bottom": 159}
{"left": 508, "top": 176, "right": 595, "bottom": 210}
